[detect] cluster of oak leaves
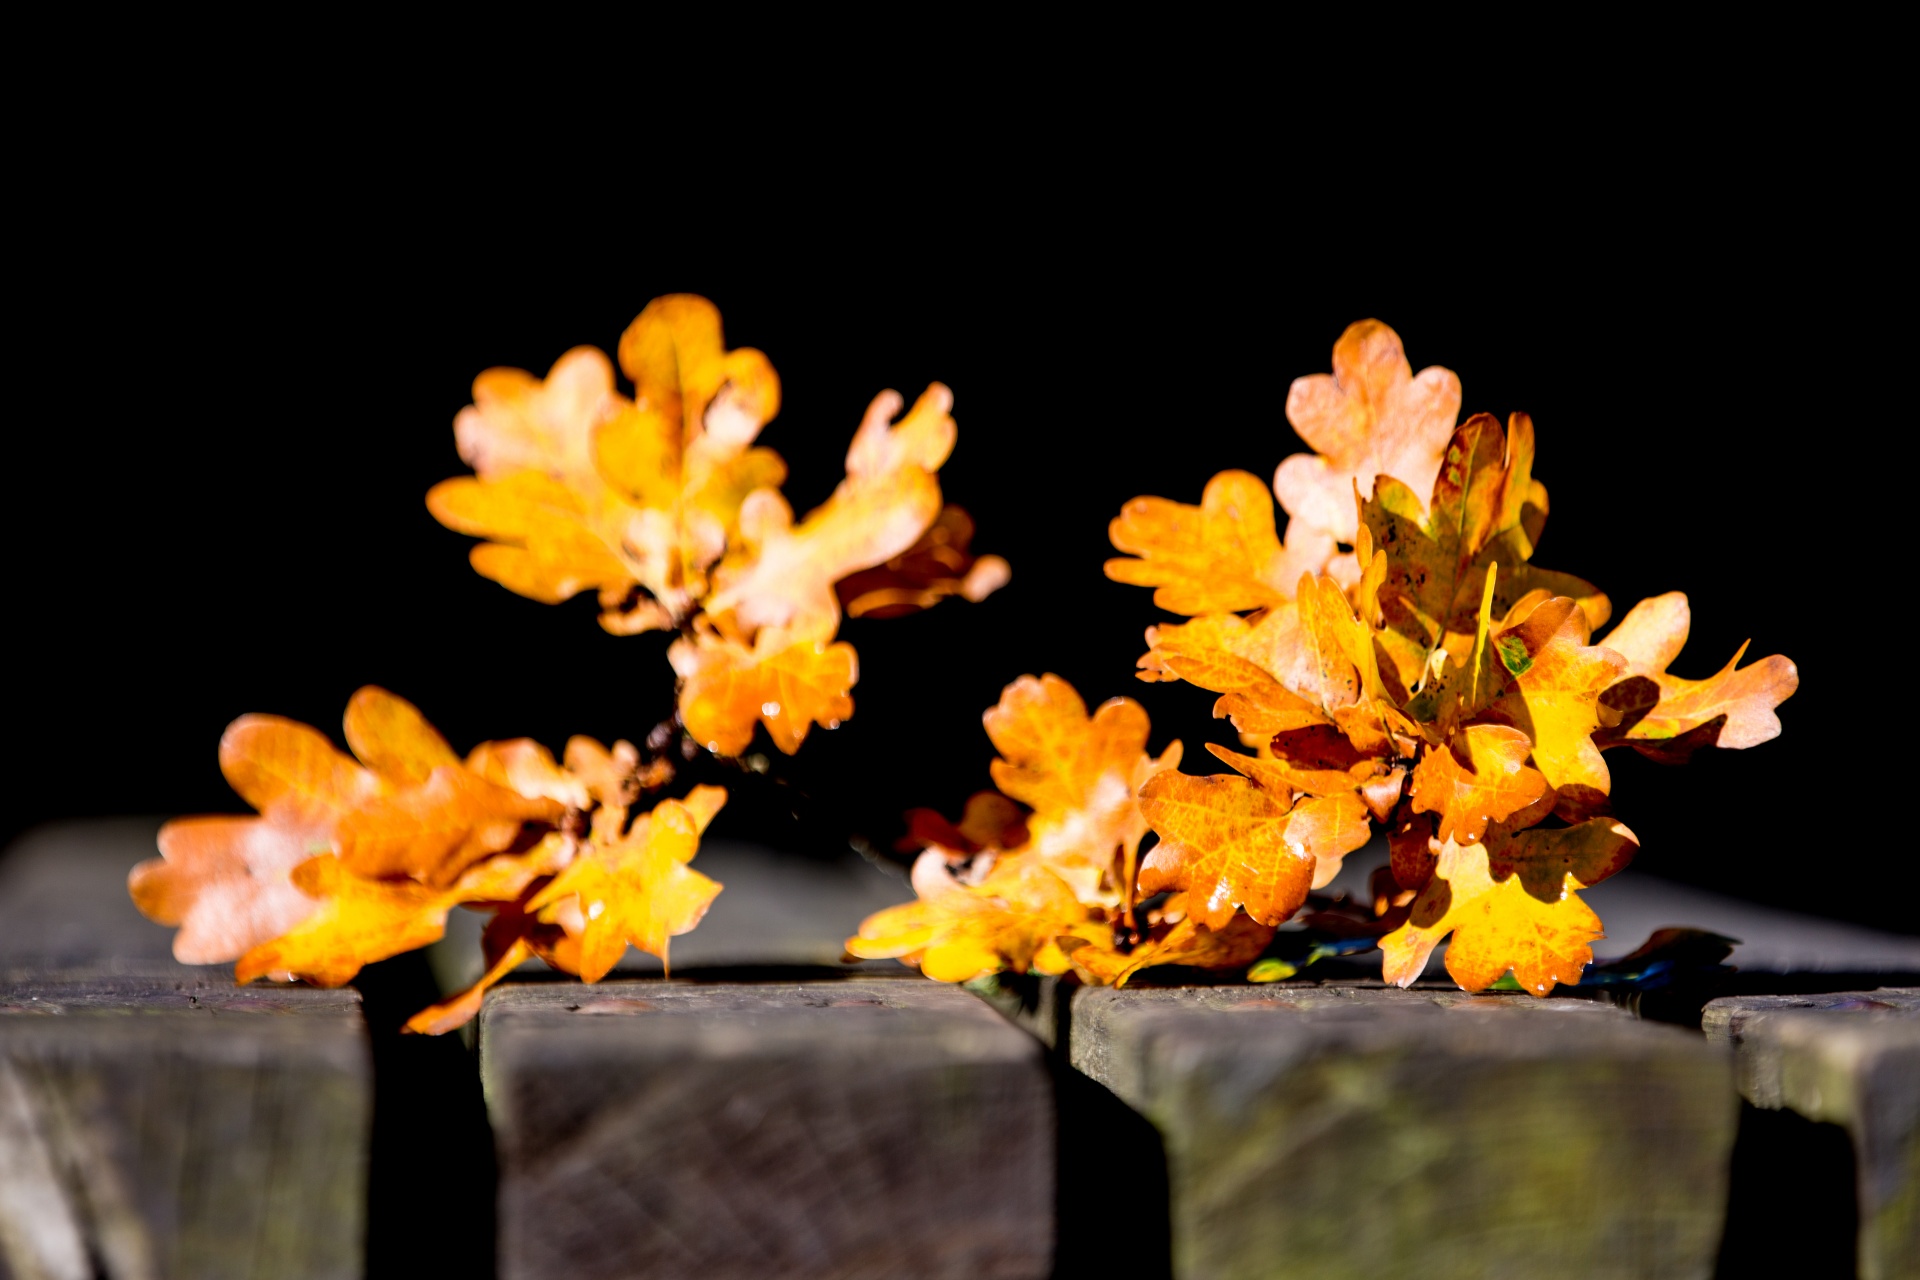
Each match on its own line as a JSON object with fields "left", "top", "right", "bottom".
{"left": 130, "top": 304, "right": 1796, "bottom": 1031}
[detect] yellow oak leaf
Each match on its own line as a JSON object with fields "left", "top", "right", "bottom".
{"left": 1273, "top": 319, "right": 1462, "bottom": 548}
{"left": 1595, "top": 592, "right": 1798, "bottom": 759}
{"left": 1379, "top": 824, "right": 1634, "bottom": 994}
{"left": 1106, "top": 470, "right": 1332, "bottom": 614}
{"left": 982, "top": 674, "right": 1181, "bottom": 906}
{"left": 1137, "top": 772, "right": 1369, "bottom": 929}
{"left": 1486, "top": 595, "right": 1626, "bottom": 802}
{"left": 235, "top": 854, "right": 461, "bottom": 987}
{"left": 844, "top": 851, "right": 1107, "bottom": 983}
{"left": 1408, "top": 722, "right": 1548, "bottom": 846}
{"left": 525, "top": 788, "right": 729, "bottom": 981}
{"left": 669, "top": 620, "right": 858, "bottom": 756}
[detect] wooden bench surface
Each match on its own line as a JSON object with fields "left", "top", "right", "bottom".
{"left": 1, "top": 819, "right": 370, "bottom": 1280}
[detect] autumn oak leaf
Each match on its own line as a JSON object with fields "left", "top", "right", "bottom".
{"left": 844, "top": 852, "right": 1106, "bottom": 983}
{"left": 1138, "top": 772, "right": 1369, "bottom": 930}
{"left": 982, "top": 674, "right": 1181, "bottom": 905}
{"left": 1273, "top": 319, "right": 1462, "bottom": 549}
{"left": 1106, "top": 471, "right": 1330, "bottom": 614}
{"left": 1380, "top": 822, "right": 1635, "bottom": 994}
{"left": 525, "top": 787, "right": 728, "bottom": 981}
{"left": 1594, "top": 592, "right": 1798, "bottom": 760}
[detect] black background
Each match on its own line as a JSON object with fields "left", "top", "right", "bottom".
{"left": 5, "top": 128, "right": 1890, "bottom": 931}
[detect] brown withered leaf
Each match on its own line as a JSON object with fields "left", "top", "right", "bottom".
{"left": 1273, "top": 319, "right": 1462, "bottom": 550}
{"left": 982, "top": 674, "right": 1181, "bottom": 906}
{"left": 835, "top": 506, "right": 1011, "bottom": 619}
{"left": 897, "top": 791, "right": 1030, "bottom": 855}
{"left": 1106, "top": 471, "right": 1333, "bottom": 614}
{"left": 1595, "top": 592, "right": 1798, "bottom": 759}
{"left": 844, "top": 851, "right": 1108, "bottom": 983}
{"left": 669, "top": 619, "right": 858, "bottom": 756}
{"left": 525, "top": 787, "right": 728, "bottom": 981}
{"left": 1361, "top": 412, "right": 1608, "bottom": 654}
{"left": 1379, "top": 823, "right": 1633, "bottom": 995}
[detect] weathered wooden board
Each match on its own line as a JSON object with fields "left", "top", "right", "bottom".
{"left": 1070, "top": 983, "right": 1736, "bottom": 1280}
{"left": 1704, "top": 989, "right": 1920, "bottom": 1280}
{"left": 481, "top": 977, "right": 1053, "bottom": 1280}
{"left": 1, "top": 821, "right": 371, "bottom": 1280}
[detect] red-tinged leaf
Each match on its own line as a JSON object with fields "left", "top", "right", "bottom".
{"left": 1596, "top": 592, "right": 1798, "bottom": 756}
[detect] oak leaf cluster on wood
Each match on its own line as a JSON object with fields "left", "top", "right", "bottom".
{"left": 861, "top": 320, "right": 1797, "bottom": 997}
{"left": 428, "top": 295, "right": 1006, "bottom": 758}
{"left": 130, "top": 688, "right": 724, "bottom": 1033}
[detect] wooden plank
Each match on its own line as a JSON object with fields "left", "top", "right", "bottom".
{"left": 1704, "top": 990, "right": 1920, "bottom": 1280}
{"left": 1069, "top": 983, "right": 1735, "bottom": 1280}
{"left": 1, "top": 821, "right": 372, "bottom": 1280}
{"left": 481, "top": 977, "right": 1053, "bottom": 1280}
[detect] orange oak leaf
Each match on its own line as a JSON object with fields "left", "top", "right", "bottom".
{"left": 1150, "top": 639, "right": 1329, "bottom": 739}
{"left": 465, "top": 737, "right": 594, "bottom": 811}
{"left": 982, "top": 674, "right": 1182, "bottom": 905}
{"left": 343, "top": 686, "right": 460, "bottom": 784}
{"left": 844, "top": 851, "right": 1107, "bottom": 983}
{"left": 1273, "top": 319, "right": 1462, "bottom": 550}
{"left": 235, "top": 854, "right": 461, "bottom": 988}
{"left": 1106, "top": 471, "right": 1333, "bottom": 614}
{"left": 330, "top": 765, "right": 563, "bottom": 885}
{"left": 525, "top": 787, "right": 728, "bottom": 981}
{"left": 1594, "top": 592, "right": 1798, "bottom": 759}
{"left": 1138, "top": 772, "right": 1369, "bottom": 929}
{"left": 404, "top": 935, "right": 535, "bottom": 1037}
{"left": 1064, "top": 904, "right": 1275, "bottom": 987}
{"left": 1379, "top": 823, "right": 1633, "bottom": 994}
{"left": 706, "top": 385, "right": 959, "bottom": 640}
{"left": 669, "top": 620, "right": 858, "bottom": 756}
{"left": 835, "top": 506, "right": 1012, "bottom": 619}
{"left": 129, "top": 817, "right": 324, "bottom": 965}
{"left": 428, "top": 296, "right": 782, "bottom": 633}
{"left": 1407, "top": 722, "right": 1548, "bottom": 845}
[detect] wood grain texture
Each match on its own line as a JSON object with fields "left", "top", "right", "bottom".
{"left": 1070, "top": 983, "right": 1736, "bottom": 1280}
{"left": 1705, "top": 989, "right": 1920, "bottom": 1280}
{"left": 1, "top": 822, "right": 371, "bottom": 1280}
{"left": 481, "top": 977, "right": 1053, "bottom": 1280}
